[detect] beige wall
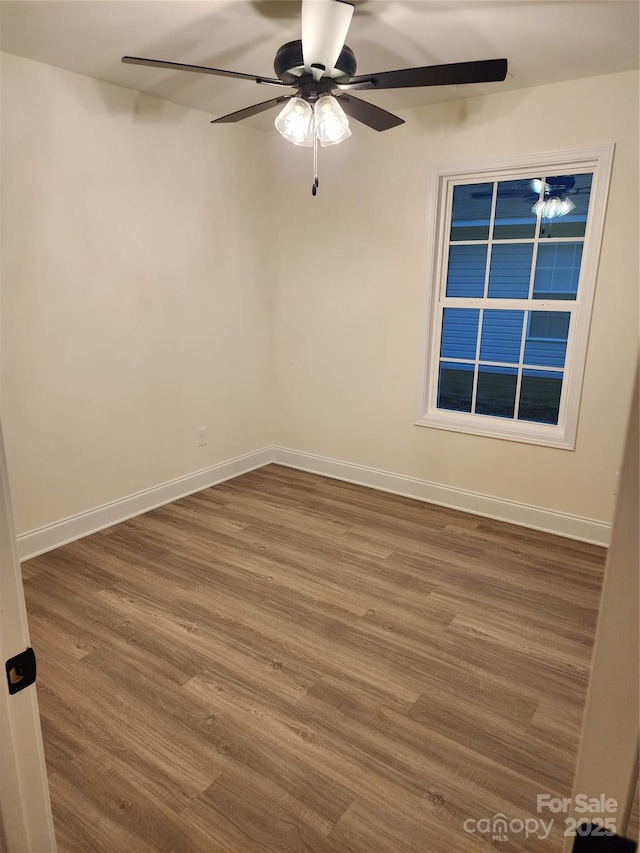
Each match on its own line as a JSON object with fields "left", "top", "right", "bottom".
{"left": 1, "top": 55, "right": 637, "bottom": 538}
{"left": 1, "top": 53, "right": 273, "bottom": 534}
{"left": 270, "top": 71, "right": 639, "bottom": 524}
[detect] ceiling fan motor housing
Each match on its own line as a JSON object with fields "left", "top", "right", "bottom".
{"left": 546, "top": 175, "right": 576, "bottom": 194}
{"left": 274, "top": 39, "right": 356, "bottom": 86}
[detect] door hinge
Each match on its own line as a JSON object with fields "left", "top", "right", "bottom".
{"left": 5, "top": 647, "right": 37, "bottom": 695}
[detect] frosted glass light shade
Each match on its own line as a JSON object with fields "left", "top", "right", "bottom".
{"left": 532, "top": 196, "right": 576, "bottom": 219}
{"left": 274, "top": 98, "right": 314, "bottom": 146}
{"left": 314, "top": 95, "right": 351, "bottom": 146}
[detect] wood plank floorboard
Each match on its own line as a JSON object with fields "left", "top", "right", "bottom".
{"left": 22, "top": 464, "right": 606, "bottom": 852}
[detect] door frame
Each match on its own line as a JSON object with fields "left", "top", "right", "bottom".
{"left": 0, "top": 417, "right": 56, "bottom": 852}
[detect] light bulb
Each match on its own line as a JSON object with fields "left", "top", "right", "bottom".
{"left": 314, "top": 95, "right": 351, "bottom": 146}
{"left": 274, "top": 98, "right": 314, "bottom": 147}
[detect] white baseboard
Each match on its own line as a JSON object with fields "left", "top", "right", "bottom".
{"left": 16, "top": 447, "right": 273, "bottom": 561}
{"left": 17, "top": 444, "right": 611, "bottom": 560}
{"left": 272, "top": 446, "right": 611, "bottom": 547}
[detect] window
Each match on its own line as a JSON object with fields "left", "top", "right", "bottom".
{"left": 417, "top": 146, "right": 613, "bottom": 449}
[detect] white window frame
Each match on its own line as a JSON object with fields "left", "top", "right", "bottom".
{"left": 416, "top": 145, "right": 614, "bottom": 450}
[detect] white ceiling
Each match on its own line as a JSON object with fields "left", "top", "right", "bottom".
{"left": 1, "top": 0, "right": 638, "bottom": 130}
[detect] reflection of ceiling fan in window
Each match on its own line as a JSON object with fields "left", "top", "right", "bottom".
{"left": 532, "top": 177, "right": 580, "bottom": 219}
{"left": 472, "top": 176, "right": 590, "bottom": 219}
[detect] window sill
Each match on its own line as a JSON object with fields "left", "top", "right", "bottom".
{"left": 415, "top": 411, "right": 575, "bottom": 450}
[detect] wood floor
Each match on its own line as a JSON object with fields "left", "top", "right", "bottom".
{"left": 22, "top": 464, "right": 607, "bottom": 852}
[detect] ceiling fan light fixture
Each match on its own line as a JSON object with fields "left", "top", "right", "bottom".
{"left": 314, "top": 94, "right": 351, "bottom": 146}
{"left": 532, "top": 195, "right": 576, "bottom": 219}
{"left": 274, "top": 97, "right": 314, "bottom": 146}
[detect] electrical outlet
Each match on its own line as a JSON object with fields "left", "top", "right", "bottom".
{"left": 197, "top": 427, "right": 208, "bottom": 447}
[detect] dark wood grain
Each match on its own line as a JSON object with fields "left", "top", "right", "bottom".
{"left": 22, "top": 464, "right": 605, "bottom": 852}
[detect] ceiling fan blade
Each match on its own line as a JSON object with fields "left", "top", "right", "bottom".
{"left": 301, "top": 0, "right": 354, "bottom": 79}
{"left": 342, "top": 58, "right": 508, "bottom": 91}
{"left": 211, "top": 96, "right": 293, "bottom": 124}
{"left": 121, "top": 56, "right": 286, "bottom": 87}
{"left": 337, "top": 94, "right": 404, "bottom": 131}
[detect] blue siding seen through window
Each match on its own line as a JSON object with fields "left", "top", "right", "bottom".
{"left": 479, "top": 310, "right": 524, "bottom": 363}
{"left": 488, "top": 244, "right": 533, "bottom": 298}
{"left": 446, "top": 245, "right": 487, "bottom": 297}
{"left": 441, "top": 308, "right": 479, "bottom": 360}
{"left": 524, "top": 311, "right": 570, "bottom": 368}
{"left": 533, "top": 243, "right": 583, "bottom": 299}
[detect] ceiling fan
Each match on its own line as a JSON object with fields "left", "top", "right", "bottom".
{"left": 122, "top": 0, "right": 508, "bottom": 195}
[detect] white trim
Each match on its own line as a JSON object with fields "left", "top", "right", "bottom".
{"left": 417, "top": 144, "right": 615, "bottom": 450}
{"left": 272, "top": 446, "right": 611, "bottom": 547}
{"left": 421, "top": 145, "right": 616, "bottom": 186}
{"left": 16, "top": 447, "right": 272, "bottom": 561}
{"left": 17, "top": 443, "right": 611, "bottom": 560}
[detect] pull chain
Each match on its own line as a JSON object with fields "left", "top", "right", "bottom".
{"left": 312, "top": 130, "right": 319, "bottom": 196}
